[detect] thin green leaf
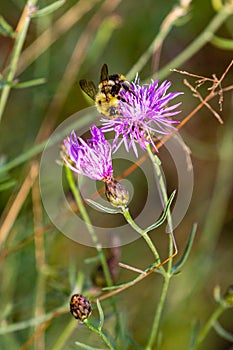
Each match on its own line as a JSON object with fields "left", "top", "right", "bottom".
{"left": 188, "top": 320, "right": 200, "bottom": 350}
{"left": 0, "top": 305, "right": 68, "bottom": 334}
{"left": 126, "top": 333, "right": 144, "bottom": 350}
{"left": 146, "top": 190, "right": 176, "bottom": 232}
{"left": 211, "top": 35, "right": 233, "bottom": 50}
{"left": 0, "top": 179, "right": 16, "bottom": 191}
{"left": 0, "top": 304, "right": 13, "bottom": 323}
{"left": 0, "top": 78, "right": 46, "bottom": 89}
{"left": 96, "top": 299, "right": 104, "bottom": 331}
{"left": 86, "top": 198, "right": 122, "bottom": 214}
{"left": 213, "top": 321, "right": 233, "bottom": 342}
{"left": 31, "top": 0, "right": 66, "bottom": 18}
{"left": 0, "top": 78, "right": 16, "bottom": 89}
{"left": 0, "top": 167, "right": 16, "bottom": 191}
{"left": 0, "top": 15, "right": 15, "bottom": 37}
{"left": 14, "top": 78, "right": 46, "bottom": 89}
{"left": 75, "top": 341, "right": 103, "bottom": 350}
{"left": 102, "top": 280, "right": 132, "bottom": 292}
{"left": 171, "top": 223, "right": 197, "bottom": 274}
{"left": 84, "top": 255, "right": 101, "bottom": 264}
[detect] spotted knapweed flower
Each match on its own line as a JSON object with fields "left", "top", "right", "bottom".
{"left": 63, "top": 125, "right": 129, "bottom": 208}
{"left": 100, "top": 77, "right": 183, "bottom": 157}
{"left": 63, "top": 125, "right": 113, "bottom": 181}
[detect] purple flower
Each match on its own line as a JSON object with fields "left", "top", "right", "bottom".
{"left": 63, "top": 125, "right": 113, "bottom": 181}
{"left": 101, "top": 77, "right": 183, "bottom": 157}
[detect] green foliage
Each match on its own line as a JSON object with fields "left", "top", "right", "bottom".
{"left": 0, "top": 0, "right": 232, "bottom": 349}
{"left": 0, "top": 15, "right": 15, "bottom": 37}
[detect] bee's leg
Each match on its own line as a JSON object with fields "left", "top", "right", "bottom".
{"left": 122, "top": 82, "right": 138, "bottom": 98}
{"left": 117, "top": 95, "right": 128, "bottom": 103}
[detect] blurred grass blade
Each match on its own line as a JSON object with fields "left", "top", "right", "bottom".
{"left": 31, "top": 0, "right": 66, "bottom": 18}
{"left": 188, "top": 320, "right": 200, "bottom": 350}
{"left": 85, "top": 255, "right": 101, "bottom": 264}
{"left": 0, "top": 305, "right": 67, "bottom": 334}
{"left": 211, "top": 35, "right": 233, "bottom": 50}
{"left": 75, "top": 342, "right": 103, "bottom": 350}
{"left": 96, "top": 299, "right": 104, "bottom": 331}
{"left": 0, "top": 157, "right": 16, "bottom": 190}
{"left": 146, "top": 190, "right": 176, "bottom": 232}
{"left": 86, "top": 198, "right": 122, "bottom": 214}
{"left": 13, "top": 77, "right": 46, "bottom": 89}
{"left": 0, "top": 15, "right": 15, "bottom": 37}
{"left": 84, "top": 16, "right": 122, "bottom": 68}
{"left": 213, "top": 321, "right": 233, "bottom": 342}
{"left": 171, "top": 223, "right": 197, "bottom": 274}
{"left": 103, "top": 279, "right": 134, "bottom": 292}
{"left": 126, "top": 334, "right": 145, "bottom": 350}
{"left": 0, "top": 178, "right": 16, "bottom": 191}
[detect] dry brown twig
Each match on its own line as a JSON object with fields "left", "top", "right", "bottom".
{"left": 183, "top": 78, "right": 224, "bottom": 124}
{"left": 172, "top": 62, "right": 233, "bottom": 124}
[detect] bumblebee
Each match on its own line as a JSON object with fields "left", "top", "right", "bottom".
{"left": 79, "top": 64, "right": 131, "bottom": 117}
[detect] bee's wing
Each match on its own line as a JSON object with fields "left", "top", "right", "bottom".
{"left": 79, "top": 79, "right": 97, "bottom": 100}
{"left": 100, "top": 64, "right": 109, "bottom": 82}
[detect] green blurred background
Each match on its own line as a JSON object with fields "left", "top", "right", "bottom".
{"left": 0, "top": 0, "right": 232, "bottom": 349}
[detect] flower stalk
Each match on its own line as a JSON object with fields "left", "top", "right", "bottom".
{"left": 145, "top": 144, "right": 177, "bottom": 349}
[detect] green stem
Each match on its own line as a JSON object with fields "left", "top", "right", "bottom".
{"left": 154, "top": 2, "right": 233, "bottom": 80}
{"left": 51, "top": 319, "right": 77, "bottom": 350}
{"left": 65, "top": 166, "right": 123, "bottom": 345}
{"left": 146, "top": 274, "right": 170, "bottom": 350}
{"left": 192, "top": 303, "right": 227, "bottom": 350}
{"left": 85, "top": 319, "right": 116, "bottom": 350}
{"left": 65, "top": 166, "right": 112, "bottom": 287}
{"left": 0, "top": 1, "right": 38, "bottom": 122}
{"left": 122, "top": 207, "right": 162, "bottom": 264}
{"left": 146, "top": 145, "right": 176, "bottom": 349}
{"left": 146, "top": 145, "right": 176, "bottom": 255}
{"left": 0, "top": 305, "right": 68, "bottom": 334}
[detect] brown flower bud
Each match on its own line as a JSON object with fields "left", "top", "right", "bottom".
{"left": 70, "top": 294, "right": 92, "bottom": 321}
{"left": 105, "top": 178, "right": 129, "bottom": 208}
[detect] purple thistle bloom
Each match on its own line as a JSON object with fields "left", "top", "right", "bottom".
{"left": 63, "top": 125, "right": 113, "bottom": 181}
{"left": 101, "top": 77, "right": 183, "bottom": 157}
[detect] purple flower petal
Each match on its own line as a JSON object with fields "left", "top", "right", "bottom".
{"left": 63, "top": 125, "right": 113, "bottom": 181}
{"left": 100, "top": 77, "right": 183, "bottom": 157}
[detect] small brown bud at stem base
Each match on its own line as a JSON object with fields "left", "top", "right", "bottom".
{"left": 105, "top": 178, "right": 129, "bottom": 208}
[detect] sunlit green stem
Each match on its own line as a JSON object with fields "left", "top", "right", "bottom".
{"left": 146, "top": 145, "right": 176, "bottom": 256}
{"left": 146, "top": 144, "right": 176, "bottom": 349}
{"left": 191, "top": 302, "right": 227, "bottom": 350}
{"left": 65, "top": 166, "right": 124, "bottom": 341}
{"left": 0, "top": 1, "right": 38, "bottom": 122}
{"left": 84, "top": 319, "right": 116, "bottom": 350}
{"left": 65, "top": 166, "right": 112, "bottom": 287}
{"left": 52, "top": 319, "right": 77, "bottom": 350}
{"left": 122, "top": 207, "right": 161, "bottom": 264}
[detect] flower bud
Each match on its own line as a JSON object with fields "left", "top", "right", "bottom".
{"left": 70, "top": 294, "right": 92, "bottom": 321}
{"left": 105, "top": 178, "right": 129, "bottom": 208}
{"left": 223, "top": 285, "right": 233, "bottom": 307}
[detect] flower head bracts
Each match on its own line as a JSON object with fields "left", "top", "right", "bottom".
{"left": 100, "top": 77, "right": 183, "bottom": 157}
{"left": 63, "top": 125, "right": 113, "bottom": 181}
